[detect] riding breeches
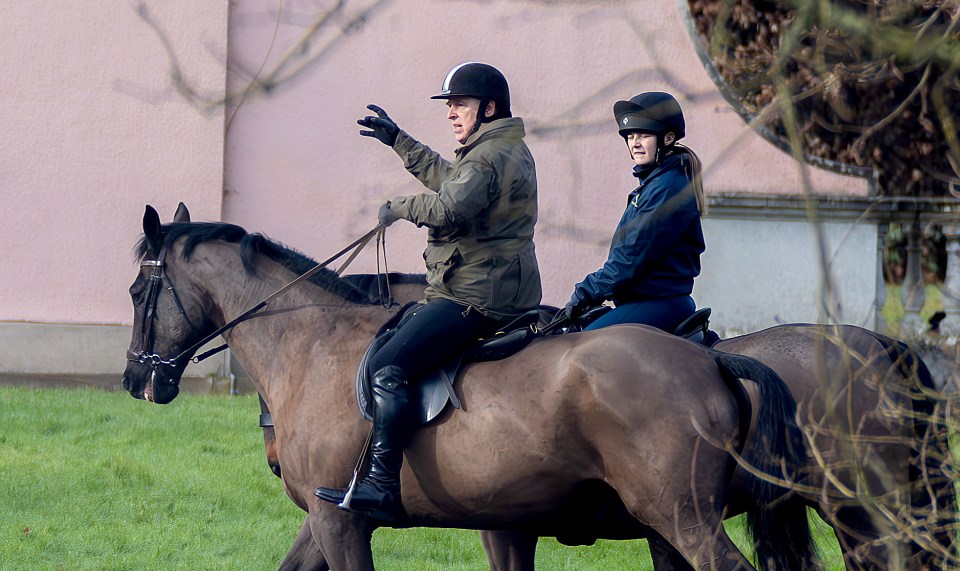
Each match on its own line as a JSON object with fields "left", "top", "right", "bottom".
{"left": 368, "top": 298, "right": 502, "bottom": 382}
{"left": 584, "top": 295, "right": 696, "bottom": 332}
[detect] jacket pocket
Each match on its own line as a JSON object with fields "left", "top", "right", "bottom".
{"left": 511, "top": 249, "right": 542, "bottom": 311}
{"left": 487, "top": 252, "right": 539, "bottom": 313}
{"left": 423, "top": 243, "right": 460, "bottom": 286}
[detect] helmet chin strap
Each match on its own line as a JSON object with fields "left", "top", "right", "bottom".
{"left": 624, "top": 133, "right": 674, "bottom": 166}
{"left": 622, "top": 135, "right": 663, "bottom": 165}
{"left": 470, "top": 97, "right": 491, "bottom": 136}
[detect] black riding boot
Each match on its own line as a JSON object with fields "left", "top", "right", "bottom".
{"left": 314, "top": 365, "right": 413, "bottom": 522}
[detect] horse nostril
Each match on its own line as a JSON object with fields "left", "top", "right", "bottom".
{"left": 121, "top": 375, "right": 130, "bottom": 391}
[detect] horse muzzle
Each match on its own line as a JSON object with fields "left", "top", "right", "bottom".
{"left": 121, "top": 361, "right": 181, "bottom": 404}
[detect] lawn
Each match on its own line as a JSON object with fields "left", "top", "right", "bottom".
{"left": 1, "top": 386, "right": 844, "bottom": 570}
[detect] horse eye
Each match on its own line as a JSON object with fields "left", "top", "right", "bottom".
{"left": 129, "top": 284, "right": 146, "bottom": 304}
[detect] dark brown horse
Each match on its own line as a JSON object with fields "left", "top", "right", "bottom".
{"left": 121, "top": 205, "right": 812, "bottom": 571}
{"left": 479, "top": 325, "right": 958, "bottom": 570}
{"left": 253, "top": 301, "right": 957, "bottom": 569}
{"left": 257, "top": 267, "right": 955, "bottom": 569}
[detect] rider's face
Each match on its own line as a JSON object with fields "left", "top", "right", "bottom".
{"left": 626, "top": 131, "right": 675, "bottom": 166}
{"left": 446, "top": 97, "right": 482, "bottom": 144}
{"left": 626, "top": 132, "right": 659, "bottom": 167}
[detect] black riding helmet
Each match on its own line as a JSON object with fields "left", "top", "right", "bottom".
{"left": 614, "top": 92, "right": 685, "bottom": 164}
{"left": 614, "top": 92, "right": 685, "bottom": 140}
{"left": 431, "top": 62, "right": 511, "bottom": 131}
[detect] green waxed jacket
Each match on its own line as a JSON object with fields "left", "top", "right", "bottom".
{"left": 388, "top": 117, "right": 542, "bottom": 320}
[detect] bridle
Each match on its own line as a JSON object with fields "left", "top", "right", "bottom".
{"left": 126, "top": 224, "right": 386, "bottom": 386}
{"left": 126, "top": 240, "right": 204, "bottom": 384}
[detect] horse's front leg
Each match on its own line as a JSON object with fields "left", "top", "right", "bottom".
{"left": 279, "top": 516, "right": 330, "bottom": 571}
{"left": 648, "top": 532, "right": 695, "bottom": 571}
{"left": 308, "top": 506, "right": 376, "bottom": 570}
{"left": 479, "top": 530, "right": 538, "bottom": 571}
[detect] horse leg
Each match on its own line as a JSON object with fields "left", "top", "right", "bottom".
{"left": 308, "top": 507, "right": 376, "bottom": 571}
{"left": 648, "top": 512, "right": 753, "bottom": 571}
{"left": 648, "top": 531, "right": 695, "bottom": 571}
{"left": 825, "top": 506, "right": 908, "bottom": 571}
{"left": 611, "top": 458, "right": 753, "bottom": 570}
{"left": 833, "top": 527, "right": 889, "bottom": 570}
{"left": 479, "top": 530, "right": 538, "bottom": 571}
{"left": 279, "top": 516, "right": 330, "bottom": 571}
{"left": 603, "top": 431, "right": 753, "bottom": 567}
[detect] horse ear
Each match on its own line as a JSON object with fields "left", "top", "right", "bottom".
{"left": 143, "top": 205, "right": 163, "bottom": 253}
{"left": 173, "top": 202, "right": 191, "bottom": 223}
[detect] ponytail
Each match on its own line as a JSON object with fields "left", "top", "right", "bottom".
{"left": 674, "top": 144, "right": 707, "bottom": 216}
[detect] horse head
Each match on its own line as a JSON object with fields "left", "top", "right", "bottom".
{"left": 122, "top": 203, "right": 215, "bottom": 404}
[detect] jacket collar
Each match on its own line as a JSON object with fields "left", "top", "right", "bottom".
{"left": 632, "top": 151, "right": 683, "bottom": 184}
{"left": 456, "top": 117, "right": 525, "bottom": 156}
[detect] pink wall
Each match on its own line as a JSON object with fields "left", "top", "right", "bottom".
{"left": 2, "top": 0, "right": 867, "bottom": 328}
{"left": 0, "top": 2, "right": 227, "bottom": 325}
{"left": 222, "top": 0, "right": 867, "bottom": 309}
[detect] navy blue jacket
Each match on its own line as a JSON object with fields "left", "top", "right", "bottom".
{"left": 570, "top": 151, "right": 704, "bottom": 306}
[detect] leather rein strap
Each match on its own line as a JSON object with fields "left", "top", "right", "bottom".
{"left": 130, "top": 224, "right": 384, "bottom": 375}
{"left": 174, "top": 224, "right": 385, "bottom": 365}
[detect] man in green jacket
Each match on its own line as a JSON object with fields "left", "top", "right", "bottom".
{"left": 315, "top": 62, "right": 542, "bottom": 521}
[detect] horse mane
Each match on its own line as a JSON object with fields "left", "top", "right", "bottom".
{"left": 135, "top": 221, "right": 397, "bottom": 304}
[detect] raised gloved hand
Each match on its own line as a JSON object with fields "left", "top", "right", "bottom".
{"left": 358, "top": 104, "right": 399, "bottom": 146}
{"left": 378, "top": 201, "right": 400, "bottom": 227}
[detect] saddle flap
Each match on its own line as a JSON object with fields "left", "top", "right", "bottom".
{"left": 419, "top": 373, "right": 453, "bottom": 423}
{"left": 356, "top": 329, "right": 459, "bottom": 426}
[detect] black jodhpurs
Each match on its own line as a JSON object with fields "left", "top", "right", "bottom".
{"left": 368, "top": 298, "right": 502, "bottom": 382}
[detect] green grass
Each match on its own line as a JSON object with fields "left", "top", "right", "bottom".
{"left": 1, "top": 387, "right": 300, "bottom": 570}
{"left": 0, "top": 386, "right": 845, "bottom": 570}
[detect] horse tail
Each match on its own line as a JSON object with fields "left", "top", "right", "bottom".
{"left": 871, "top": 333, "right": 958, "bottom": 565}
{"left": 712, "top": 351, "right": 820, "bottom": 571}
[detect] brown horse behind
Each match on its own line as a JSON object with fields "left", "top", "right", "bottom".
{"left": 255, "top": 301, "right": 957, "bottom": 569}
{"left": 121, "top": 205, "right": 812, "bottom": 571}
{"left": 479, "top": 324, "right": 958, "bottom": 570}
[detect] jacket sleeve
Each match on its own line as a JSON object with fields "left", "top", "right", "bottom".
{"left": 388, "top": 159, "right": 496, "bottom": 232}
{"left": 392, "top": 130, "right": 453, "bottom": 193}
{"left": 571, "top": 172, "right": 698, "bottom": 304}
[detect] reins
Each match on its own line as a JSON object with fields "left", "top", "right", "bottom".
{"left": 129, "top": 224, "right": 385, "bottom": 376}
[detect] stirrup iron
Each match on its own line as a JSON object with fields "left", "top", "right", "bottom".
{"left": 339, "top": 426, "right": 374, "bottom": 510}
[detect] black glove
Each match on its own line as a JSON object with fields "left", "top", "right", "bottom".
{"left": 378, "top": 201, "right": 400, "bottom": 227}
{"left": 561, "top": 299, "right": 589, "bottom": 323}
{"left": 358, "top": 104, "right": 399, "bottom": 146}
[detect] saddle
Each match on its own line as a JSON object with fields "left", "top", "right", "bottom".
{"left": 578, "top": 305, "right": 719, "bottom": 346}
{"left": 355, "top": 304, "right": 718, "bottom": 426}
{"left": 355, "top": 305, "right": 552, "bottom": 425}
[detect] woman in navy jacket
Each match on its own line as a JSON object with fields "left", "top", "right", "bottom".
{"left": 563, "top": 92, "right": 706, "bottom": 332}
